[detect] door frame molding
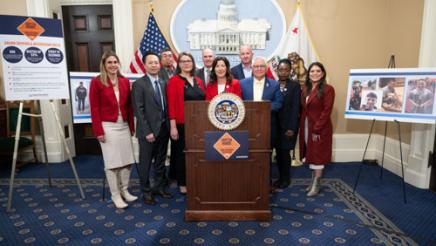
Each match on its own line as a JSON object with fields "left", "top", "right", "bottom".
{"left": 25, "top": 0, "right": 134, "bottom": 161}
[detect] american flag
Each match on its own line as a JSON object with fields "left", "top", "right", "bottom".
{"left": 129, "top": 12, "right": 172, "bottom": 73}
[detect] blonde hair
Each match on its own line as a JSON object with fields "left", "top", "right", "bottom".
{"left": 99, "top": 50, "right": 122, "bottom": 87}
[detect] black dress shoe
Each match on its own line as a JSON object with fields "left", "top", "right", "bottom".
{"left": 143, "top": 194, "right": 156, "bottom": 205}
{"left": 273, "top": 180, "right": 281, "bottom": 188}
{"left": 278, "top": 181, "right": 290, "bottom": 189}
{"left": 154, "top": 190, "right": 173, "bottom": 199}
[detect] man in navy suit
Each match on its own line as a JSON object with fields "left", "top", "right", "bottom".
{"left": 240, "top": 57, "right": 283, "bottom": 112}
{"left": 240, "top": 56, "right": 283, "bottom": 192}
{"left": 231, "top": 45, "right": 253, "bottom": 80}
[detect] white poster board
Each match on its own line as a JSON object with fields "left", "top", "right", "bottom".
{"left": 0, "top": 15, "right": 69, "bottom": 101}
{"left": 69, "top": 72, "right": 143, "bottom": 123}
{"left": 345, "top": 68, "right": 436, "bottom": 124}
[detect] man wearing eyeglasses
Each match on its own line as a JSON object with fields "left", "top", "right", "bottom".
{"left": 240, "top": 56, "right": 283, "bottom": 111}
{"left": 159, "top": 48, "right": 176, "bottom": 85}
{"left": 240, "top": 56, "right": 283, "bottom": 192}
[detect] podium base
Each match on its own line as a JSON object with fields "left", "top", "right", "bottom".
{"left": 185, "top": 210, "right": 271, "bottom": 221}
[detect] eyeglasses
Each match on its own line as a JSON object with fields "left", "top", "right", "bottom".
{"left": 179, "top": 60, "right": 193, "bottom": 64}
{"left": 253, "top": 65, "right": 266, "bottom": 70}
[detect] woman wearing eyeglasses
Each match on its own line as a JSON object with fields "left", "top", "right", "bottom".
{"left": 166, "top": 52, "right": 205, "bottom": 194}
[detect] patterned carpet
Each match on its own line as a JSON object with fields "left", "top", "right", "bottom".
{"left": 0, "top": 176, "right": 426, "bottom": 245}
{"left": 1, "top": 156, "right": 436, "bottom": 245}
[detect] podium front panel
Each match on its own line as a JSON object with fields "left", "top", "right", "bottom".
{"left": 184, "top": 101, "right": 272, "bottom": 221}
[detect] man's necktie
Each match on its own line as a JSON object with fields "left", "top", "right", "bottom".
{"left": 154, "top": 80, "right": 165, "bottom": 121}
{"left": 205, "top": 68, "right": 210, "bottom": 85}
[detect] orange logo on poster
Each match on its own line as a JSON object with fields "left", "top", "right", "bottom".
{"left": 17, "top": 17, "right": 45, "bottom": 41}
{"left": 213, "top": 132, "right": 241, "bottom": 160}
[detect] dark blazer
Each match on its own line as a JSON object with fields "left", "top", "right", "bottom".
{"left": 205, "top": 79, "right": 242, "bottom": 101}
{"left": 89, "top": 76, "right": 134, "bottom": 137}
{"left": 231, "top": 63, "right": 246, "bottom": 80}
{"left": 240, "top": 77, "right": 283, "bottom": 111}
{"left": 276, "top": 79, "right": 301, "bottom": 150}
{"left": 299, "top": 84, "right": 335, "bottom": 164}
{"left": 158, "top": 67, "right": 174, "bottom": 86}
{"left": 195, "top": 67, "right": 206, "bottom": 88}
{"left": 131, "top": 74, "right": 168, "bottom": 139}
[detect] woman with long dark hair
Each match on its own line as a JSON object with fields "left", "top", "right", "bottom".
{"left": 89, "top": 51, "right": 137, "bottom": 208}
{"left": 205, "top": 56, "right": 242, "bottom": 100}
{"left": 299, "top": 62, "right": 335, "bottom": 197}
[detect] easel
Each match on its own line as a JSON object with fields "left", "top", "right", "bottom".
{"left": 352, "top": 55, "right": 407, "bottom": 204}
{"left": 7, "top": 100, "right": 85, "bottom": 212}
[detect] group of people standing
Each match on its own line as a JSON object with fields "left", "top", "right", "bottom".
{"left": 89, "top": 46, "right": 335, "bottom": 209}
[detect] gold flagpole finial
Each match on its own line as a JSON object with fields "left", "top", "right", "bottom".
{"left": 149, "top": 0, "right": 154, "bottom": 12}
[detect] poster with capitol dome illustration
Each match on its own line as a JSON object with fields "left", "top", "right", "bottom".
{"left": 170, "top": 0, "right": 286, "bottom": 67}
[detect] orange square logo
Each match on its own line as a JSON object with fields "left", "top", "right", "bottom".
{"left": 213, "top": 132, "right": 240, "bottom": 160}
{"left": 17, "top": 17, "right": 45, "bottom": 41}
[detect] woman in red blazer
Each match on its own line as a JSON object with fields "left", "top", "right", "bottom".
{"left": 166, "top": 52, "right": 205, "bottom": 194}
{"left": 205, "top": 56, "right": 242, "bottom": 101}
{"left": 299, "top": 62, "right": 335, "bottom": 197}
{"left": 89, "top": 51, "right": 137, "bottom": 208}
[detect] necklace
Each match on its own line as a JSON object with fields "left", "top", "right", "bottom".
{"left": 111, "top": 77, "right": 118, "bottom": 86}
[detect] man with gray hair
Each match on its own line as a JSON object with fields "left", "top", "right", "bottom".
{"left": 195, "top": 48, "right": 215, "bottom": 88}
{"left": 240, "top": 57, "right": 283, "bottom": 142}
{"left": 240, "top": 56, "right": 283, "bottom": 192}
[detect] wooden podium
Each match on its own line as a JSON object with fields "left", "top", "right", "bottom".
{"left": 184, "top": 101, "right": 272, "bottom": 221}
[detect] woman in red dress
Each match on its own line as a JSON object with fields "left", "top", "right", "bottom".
{"left": 299, "top": 62, "right": 335, "bottom": 197}
{"left": 205, "top": 57, "right": 242, "bottom": 101}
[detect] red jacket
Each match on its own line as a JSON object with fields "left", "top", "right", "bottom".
{"left": 205, "top": 79, "right": 243, "bottom": 101}
{"left": 299, "top": 84, "right": 335, "bottom": 164}
{"left": 166, "top": 74, "right": 205, "bottom": 124}
{"left": 89, "top": 75, "right": 134, "bottom": 137}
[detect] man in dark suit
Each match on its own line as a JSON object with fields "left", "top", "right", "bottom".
{"left": 132, "top": 51, "right": 172, "bottom": 205}
{"left": 158, "top": 48, "right": 175, "bottom": 85}
{"left": 273, "top": 59, "right": 301, "bottom": 189}
{"left": 231, "top": 45, "right": 253, "bottom": 80}
{"left": 195, "top": 48, "right": 215, "bottom": 88}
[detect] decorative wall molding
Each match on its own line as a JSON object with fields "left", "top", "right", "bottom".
{"left": 59, "top": 0, "right": 111, "bottom": 5}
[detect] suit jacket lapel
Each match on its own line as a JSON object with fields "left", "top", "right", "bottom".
{"left": 239, "top": 64, "right": 245, "bottom": 79}
{"left": 262, "top": 78, "right": 270, "bottom": 100}
{"left": 306, "top": 87, "right": 317, "bottom": 105}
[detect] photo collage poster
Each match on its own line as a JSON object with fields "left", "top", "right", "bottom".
{"left": 345, "top": 68, "right": 436, "bottom": 124}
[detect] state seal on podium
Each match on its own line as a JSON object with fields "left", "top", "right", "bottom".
{"left": 207, "top": 93, "right": 245, "bottom": 130}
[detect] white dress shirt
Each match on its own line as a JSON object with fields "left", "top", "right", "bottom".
{"left": 253, "top": 77, "right": 265, "bottom": 101}
{"left": 243, "top": 65, "right": 252, "bottom": 79}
